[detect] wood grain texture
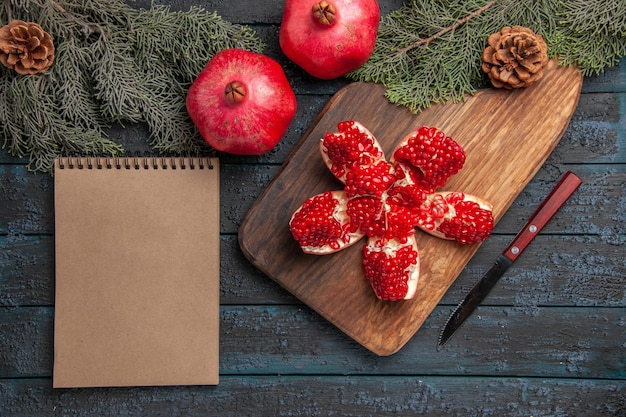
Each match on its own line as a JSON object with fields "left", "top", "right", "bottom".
{"left": 239, "top": 60, "right": 583, "bottom": 355}
{"left": 2, "top": 306, "right": 624, "bottom": 379}
{"left": 2, "top": 376, "right": 623, "bottom": 417}
{"left": 1, "top": 232, "right": 624, "bottom": 308}
{"left": 132, "top": 0, "right": 407, "bottom": 25}
{"left": 3, "top": 164, "right": 624, "bottom": 236}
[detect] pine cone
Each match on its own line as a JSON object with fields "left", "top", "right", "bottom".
{"left": 0, "top": 20, "right": 55, "bottom": 75}
{"left": 481, "top": 26, "right": 548, "bottom": 89}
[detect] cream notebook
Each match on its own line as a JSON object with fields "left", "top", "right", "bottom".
{"left": 53, "top": 155, "right": 220, "bottom": 388}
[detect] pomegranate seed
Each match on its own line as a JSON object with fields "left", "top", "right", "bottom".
{"left": 385, "top": 202, "right": 419, "bottom": 239}
{"left": 347, "top": 196, "right": 386, "bottom": 237}
{"left": 344, "top": 160, "right": 395, "bottom": 198}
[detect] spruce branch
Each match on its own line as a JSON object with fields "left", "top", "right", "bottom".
{"left": 349, "top": 0, "right": 626, "bottom": 113}
{"left": 46, "top": 0, "right": 104, "bottom": 38}
{"left": 391, "top": 1, "right": 495, "bottom": 57}
{"left": 3, "top": 0, "right": 11, "bottom": 22}
{"left": 0, "top": 0, "right": 265, "bottom": 174}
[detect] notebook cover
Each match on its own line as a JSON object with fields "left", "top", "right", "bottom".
{"left": 53, "top": 156, "right": 220, "bottom": 388}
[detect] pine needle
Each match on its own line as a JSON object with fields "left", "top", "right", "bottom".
{"left": 0, "top": 0, "right": 265, "bottom": 174}
{"left": 349, "top": 0, "right": 626, "bottom": 113}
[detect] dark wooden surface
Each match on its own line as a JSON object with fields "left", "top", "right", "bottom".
{"left": 1, "top": 1, "right": 625, "bottom": 415}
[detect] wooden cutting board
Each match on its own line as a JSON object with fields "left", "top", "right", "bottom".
{"left": 238, "top": 60, "right": 582, "bottom": 356}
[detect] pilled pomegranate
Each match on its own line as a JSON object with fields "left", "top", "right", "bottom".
{"left": 279, "top": 0, "right": 381, "bottom": 79}
{"left": 289, "top": 121, "right": 494, "bottom": 301}
{"left": 186, "top": 48, "right": 297, "bottom": 155}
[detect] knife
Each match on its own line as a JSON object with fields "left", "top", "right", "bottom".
{"left": 437, "top": 171, "right": 582, "bottom": 351}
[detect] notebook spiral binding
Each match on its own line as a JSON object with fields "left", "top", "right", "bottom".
{"left": 57, "top": 152, "right": 214, "bottom": 170}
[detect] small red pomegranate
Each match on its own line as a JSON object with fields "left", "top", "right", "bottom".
{"left": 186, "top": 48, "right": 297, "bottom": 155}
{"left": 279, "top": 0, "right": 380, "bottom": 79}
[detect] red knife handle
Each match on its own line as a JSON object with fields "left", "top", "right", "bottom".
{"left": 503, "top": 171, "right": 582, "bottom": 262}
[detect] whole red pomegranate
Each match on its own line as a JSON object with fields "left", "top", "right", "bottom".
{"left": 186, "top": 48, "right": 297, "bottom": 155}
{"left": 279, "top": 0, "right": 380, "bottom": 80}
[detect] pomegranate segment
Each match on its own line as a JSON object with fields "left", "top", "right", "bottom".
{"left": 391, "top": 126, "right": 466, "bottom": 193}
{"left": 416, "top": 191, "right": 494, "bottom": 244}
{"left": 363, "top": 234, "right": 420, "bottom": 301}
{"left": 320, "top": 120, "right": 385, "bottom": 183}
{"left": 290, "top": 190, "right": 365, "bottom": 254}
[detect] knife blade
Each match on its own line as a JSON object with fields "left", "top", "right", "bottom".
{"left": 437, "top": 171, "right": 582, "bottom": 351}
